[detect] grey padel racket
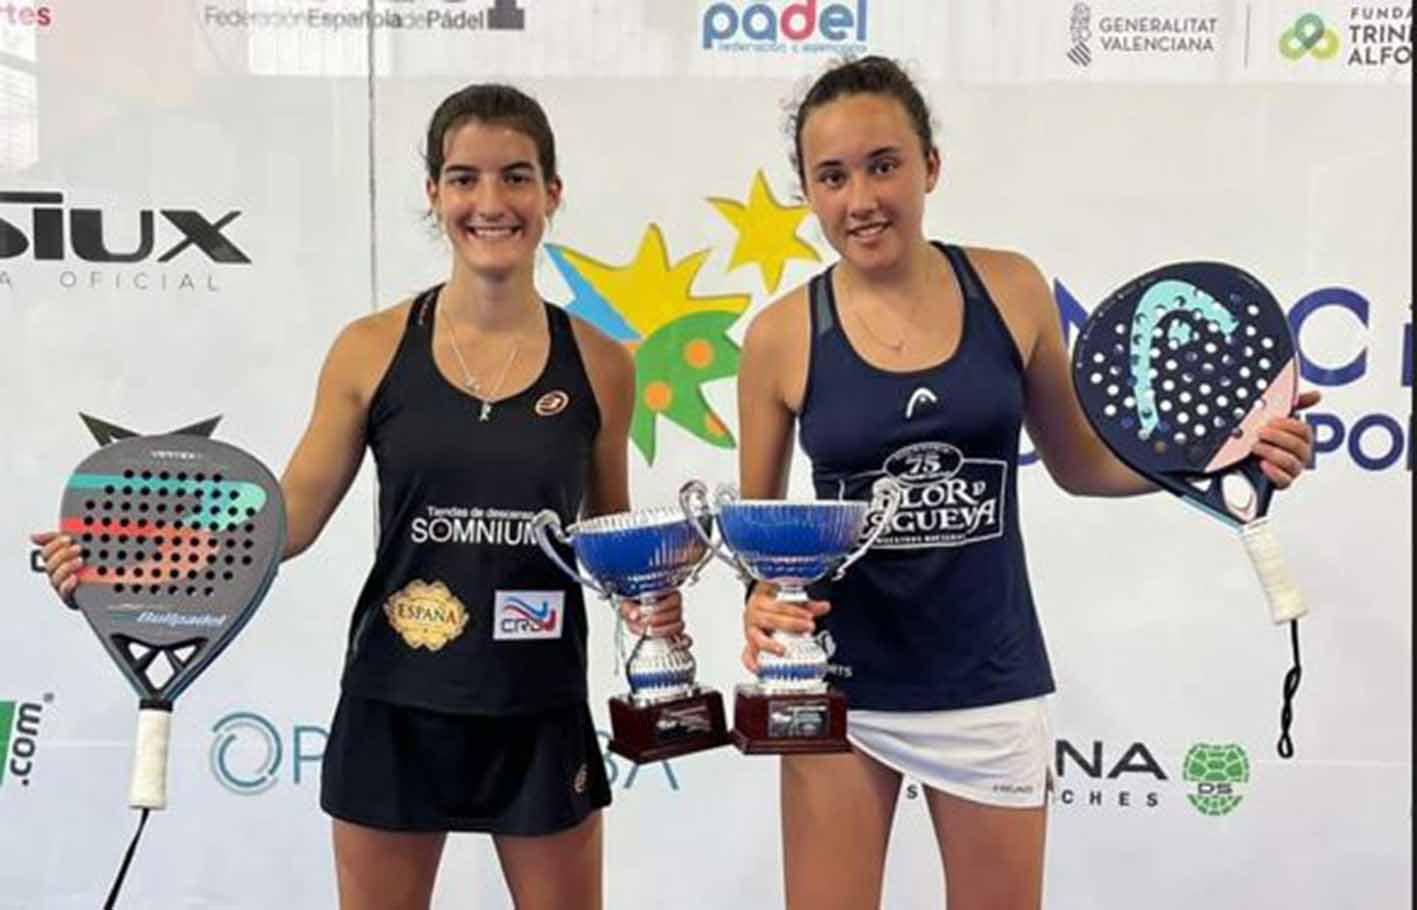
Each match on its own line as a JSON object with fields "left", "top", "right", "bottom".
{"left": 58, "top": 433, "right": 284, "bottom": 905}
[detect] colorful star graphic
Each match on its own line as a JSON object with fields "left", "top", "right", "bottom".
{"left": 546, "top": 225, "right": 749, "bottom": 464}
{"left": 707, "top": 170, "right": 820, "bottom": 294}
{"left": 549, "top": 226, "right": 746, "bottom": 340}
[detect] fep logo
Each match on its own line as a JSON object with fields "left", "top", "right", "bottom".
{"left": 1182, "top": 742, "right": 1249, "bottom": 816}
{"left": 701, "top": 0, "right": 868, "bottom": 52}
{"left": 0, "top": 694, "right": 50, "bottom": 792}
{"left": 0, "top": 191, "right": 249, "bottom": 264}
{"left": 494, "top": 590, "right": 564, "bottom": 640}
{"left": 1280, "top": 13, "right": 1341, "bottom": 60}
{"left": 210, "top": 710, "right": 326, "bottom": 796}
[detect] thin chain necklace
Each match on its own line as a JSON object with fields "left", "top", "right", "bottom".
{"left": 441, "top": 298, "right": 523, "bottom": 422}
{"left": 840, "top": 267, "right": 919, "bottom": 355}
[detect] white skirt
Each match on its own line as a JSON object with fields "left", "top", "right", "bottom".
{"left": 848, "top": 696, "right": 1052, "bottom": 809}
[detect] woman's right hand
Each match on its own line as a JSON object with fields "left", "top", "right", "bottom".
{"left": 741, "top": 582, "right": 831, "bottom": 674}
{"left": 30, "top": 530, "right": 83, "bottom": 606}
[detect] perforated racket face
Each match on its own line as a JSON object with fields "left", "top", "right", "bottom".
{"left": 1074, "top": 263, "right": 1298, "bottom": 480}
{"left": 59, "top": 434, "right": 286, "bottom": 702}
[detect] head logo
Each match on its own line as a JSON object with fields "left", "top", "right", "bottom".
{"left": 210, "top": 712, "right": 282, "bottom": 795}
{"left": 701, "top": 0, "right": 868, "bottom": 52}
{"left": 1182, "top": 742, "right": 1249, "bottom": 816}
{"left": 905, "top": 387, "right": 939, "bottom": 420}
{"left": 1067, "top": 3, "right": 1093, "bottom": 66}
{"left": 0, "top": 695, "right": 51, "bottom": 791}
{"left": 1280, "top": 13, "right": 1340, "bottom": 60}
{"left": 494, "top": 590, "right": 564, "bottom": 640}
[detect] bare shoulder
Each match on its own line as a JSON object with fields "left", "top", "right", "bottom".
{"left": 743, "top": 282, "right": 811, "bottom": 356}
{"left": 567, "top": 311, "right": 634, "bottom": 398}
{"left": 323, "top": 298, "right": 415, "bottom": 403}
{"left": 957, "top": 246, "right": 1054, "bottom": 361}
{"left": 960, "top": 246, "right": 1050, "bottom": 302}
{"left": 741, "top": 281, "right": 813, "bottom": 410}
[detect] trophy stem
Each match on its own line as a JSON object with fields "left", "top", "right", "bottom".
{"left": 623, "top": 592, "right": 697, "bottom": 705}
{"left": 757, "top": 628, "right": 830, "bottom": 695}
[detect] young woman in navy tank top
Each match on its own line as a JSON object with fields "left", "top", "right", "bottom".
{"left": 735, "top": 58, "right": 1320, "bottom": 909}
{"left": 33, "top": 84, "right": 680, "bottom": 910}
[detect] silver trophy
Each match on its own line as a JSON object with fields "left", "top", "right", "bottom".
{"left": 531, "top": 507, "right": 729, "bottom": 761}
{"left": 679, "top": 478, "right": 900, "bottom": 752}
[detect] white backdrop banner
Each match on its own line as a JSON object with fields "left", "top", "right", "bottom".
{"left": 1, "top": 2, "right": 1410, "bottom": 909}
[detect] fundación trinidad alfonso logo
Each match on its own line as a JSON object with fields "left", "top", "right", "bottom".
{"left": 547, "top": 169, "right": 820, "bottom": 464}
{"left": 1280, "top": 13, "right": 1341, "bottom": 60}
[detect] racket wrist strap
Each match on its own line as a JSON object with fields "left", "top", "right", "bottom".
{"left": 129, "top": 701, "right": 172, "bottom": 810}
{"left": 1240, "top": 517, "right": 1307, "bottom": 623}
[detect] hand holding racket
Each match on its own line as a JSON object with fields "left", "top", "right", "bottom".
{"left": 35, "top": 433, "right": 285, "bottom": 907}
{"left": 1071, "top": 262, "right": 1313, "bottom": 757}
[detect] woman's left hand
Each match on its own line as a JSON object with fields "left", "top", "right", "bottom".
{"left": 617, "top": 590, "right": 685, "bottom": 639}
{"left": 1253, "top": 390, "right": 1322, "bottom": 489}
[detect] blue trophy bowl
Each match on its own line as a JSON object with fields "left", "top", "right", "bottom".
{"left": 568, "top": 508, "right": 708, "bottom": 599}
{"left": 716, "top": 500, "right": 870, "bottom": 587}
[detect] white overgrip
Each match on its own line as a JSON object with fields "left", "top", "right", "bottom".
{"left": 1240, "top": 517, "right": 1308, "bottom": 624}
{"left": 128, "top": 706, "right": 172, "bottom": 810}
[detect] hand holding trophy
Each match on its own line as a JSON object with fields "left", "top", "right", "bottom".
{"left": 531, "top": 507, "right": 730, "bottom": 762}
{"left": 679, "top": 478, "right": 900, "bottom": 753}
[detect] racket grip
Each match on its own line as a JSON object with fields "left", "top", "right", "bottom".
{"left": 128, "top": 704, "right": 172, "bottom": 810}
{"left": 1240, "top": 518, "right": 1307, "bottom": 624}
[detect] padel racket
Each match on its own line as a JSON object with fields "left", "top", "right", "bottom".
{"left": 58, "top": 433, "right": 285, "bottom": 906}
{"left": 1072, "top": 262, "right": 1307, "bottom": 757}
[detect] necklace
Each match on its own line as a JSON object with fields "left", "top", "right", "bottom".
{"left": 840, "top": 268, "right": 917, "bottom": 355}
{"left": 441, "top": 300, "right": 523, "bottom": 422}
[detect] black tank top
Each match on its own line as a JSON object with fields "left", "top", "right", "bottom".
{"left": 800, "top": 244, "right": 1054, "bottom": 711}
{"left": 340, "top": 287, "right": 600, "bottom": 715}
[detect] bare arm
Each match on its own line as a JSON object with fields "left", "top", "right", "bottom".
{"left": 994, "top": 252, "right": 1157, "bottom": 496}
{"left": 737, "top": 290, "right": 825, "bottom": 667}
{"left": 738, "top": 291, "right": 807, "bottom": 500}
{"left": 281, "top": 311, "right": 401, "bottom": 558}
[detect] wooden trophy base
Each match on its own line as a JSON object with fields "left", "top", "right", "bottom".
{"left": 607, "top": 688, "right": 731, "bottom": 763}
{"left": 731, "top": 684, "right": 851, "bottom": 754}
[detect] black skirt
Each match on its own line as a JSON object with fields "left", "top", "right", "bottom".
{"left": 320, "top": 693, "right": 611, "bottom": 836}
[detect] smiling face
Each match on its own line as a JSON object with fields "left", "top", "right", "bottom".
{"left": 425, "top": 118, "right": 562, "bottom": 280}
{"left": 799, "top": 93, "right": 939, "bottom": 275}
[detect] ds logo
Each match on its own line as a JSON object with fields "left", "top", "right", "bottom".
{"left": 0, "top": 191, "right": 250, "bottom": 264}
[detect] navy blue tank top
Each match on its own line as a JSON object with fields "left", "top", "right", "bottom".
{"left": 800, "top": 244, "right": 1054, "bottom": 711}
{"left": 340, "top": 288, "right": 599, "bottom": 715}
